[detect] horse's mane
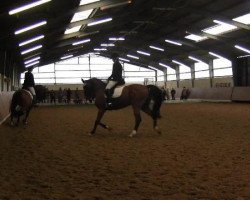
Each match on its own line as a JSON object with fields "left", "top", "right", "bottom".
{"left": 88, "top": 78, "right": 106, "bottom": 91}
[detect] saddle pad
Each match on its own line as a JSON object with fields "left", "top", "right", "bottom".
{"left": 22, "top": 89, "right": 33, "bottom": 100}
{"left": 112, "top": 85, "right": 126, "bottom": 98}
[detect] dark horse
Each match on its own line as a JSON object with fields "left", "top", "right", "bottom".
{"left": 82, "top": 78, "right": 163, "bottom": 137}
{"left": 10, "top": 89, "right": 33, "bottom": 126}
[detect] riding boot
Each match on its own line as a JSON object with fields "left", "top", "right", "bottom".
{"left": 105, "top": 89, "right": 112, "bottom": 109}
{"left": 32, "top": 95, "right": 38, "bottom": 107}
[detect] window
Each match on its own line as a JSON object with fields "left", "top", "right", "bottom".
{"left": 194, "top": 62, "right": 209, "bottom": 78}
{"left": 213, "top": 58, "right": 232, "bottom": 77}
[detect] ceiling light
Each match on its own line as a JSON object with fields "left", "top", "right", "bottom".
{"left": 72, "top": 38, "right": 91, "bottom": 46}
{"left": 101, "top": 43, "right": 115, "bottom": 47}
{"left": 24, "top": 56, "right": 41, "bottom": 64}
{"left": 21, "top": 45, "right": 42, "bottom": 55}
{"left": 165, "top": 39, "right": 182, "bottom": 46}
{"left": 233, "top": 13, "right": 250, "bottom": 25}
{"left": 19, "top": 35, "right": 45, "bottom": 47}
{"left": 127, "top": 54, "right": 139, "bottom": 59}
{"left": 94, "top": 48, "right": 107, "bottom": 51}
{"left": 149, "top": 45, "right": 164, "bottom": 51}
{"left": 159, "top": 63, "right": 170, "bottom": 68}
{"left": 137, "top": 50, "right": 150, "bottom": 56}
{"left": 188, "top": 56, "right": 203, "bottom": 63}
{"left": 25, "top": 61, "right": 40, "bottom": 68}
{"left": 15, "top": 21, "right": 47, "bottom": 35}
{"left": 172, "top": 60, "right": 189, "bottom": 67}
{"left": 119, "top": 58, "right": 130, "bottom": 62}
{"left": 9, "top": 0, "right": 51, "bottom": 15}
{"left": 185, "top": 34, "right": 207, "bottom": 42}
{"left": 234, "top": 45, "right": 250, "bottom": 54}
{"left": 208, "top": 52, "right": 225, "bottom": 59}
{"left": 148, "top": 66, "right": 159, "bottom": 71}
{"left": 87, "top": 17, "right": 112, "bottom": 26}
{"left": 109, "top": 37, "right": 125, "bottom": 41}
{"left": 60, "top": 55, "right": 73, "bottom": 60}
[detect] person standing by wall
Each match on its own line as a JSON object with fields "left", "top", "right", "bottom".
{"left": 170, "top": 88, "right": 176, "bottom": 100}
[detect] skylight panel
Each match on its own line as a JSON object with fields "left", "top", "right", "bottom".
{"left": 80, "top": 0, "right": 100, "bottom": 6}
{"left": 64, "top": 26, "right": 81, "bottom": 34}
{"left": 19, "top": 35, "right": 44, "bottom": 46}
{"left": 233, "top": 13, "right": 250, "bottom": 25}
{"left": 149, "top": 45, "right": 164, "bottom": 51}
{"left": 202, "top": 20, "right": 237, "bottom": 35}
{"left": 9, "top": 0, "right": 51, "bottom": 15}
{"left": 87, "top": 17, "right": 112, "bottom": 26}
{"left": 15, "top": 21, "right": 47, "bottom": 35}
{"left": 185, "top": 34, "right": 207, "bottom": 42}
{"left": 21, "top": 45, "right": 42, "bottom": 55}
{"left": 71, "top": 10, "right": 93, "bottom": 23}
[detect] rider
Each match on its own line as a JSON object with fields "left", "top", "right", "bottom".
{"left": 105, "top": 53, "right": 123, "bottom": 109}
{"left": 23, "top": 66, "right": 37, "bottom": 106}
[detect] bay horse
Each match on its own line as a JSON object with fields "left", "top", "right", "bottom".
{"left": 10, "top": 89, "right": 33, "bottom": 126}
{"left": 82, "top": 78, "right": 163, "bottom": 137}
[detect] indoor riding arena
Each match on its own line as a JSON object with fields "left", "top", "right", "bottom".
{"left": 1, "top": 0, "right": 250, "bottom": 200}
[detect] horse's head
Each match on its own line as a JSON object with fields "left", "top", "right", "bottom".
{"left": 82, "top": 78, "right": 106, "bottom": 100}
{"left": 82, "top": 78, "right": 95, "bottom": 99}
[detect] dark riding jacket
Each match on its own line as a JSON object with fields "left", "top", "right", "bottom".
{"left": 108, "top": 60, "right": 123, "bottom": 81}
{"left": 23, "top": 71, "right": 35, "bottom": 87}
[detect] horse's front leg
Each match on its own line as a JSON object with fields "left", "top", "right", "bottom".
{"left": 10, "top": 113, "right": 15, "bottom": 126}
{"left": 90, "top": 109, "right": 106, "bottom": 135}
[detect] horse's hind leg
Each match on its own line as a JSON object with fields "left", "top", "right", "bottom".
{"left": 129, "top": 106, "right": 142, "bottom": 137}
{"left": 23, "top": 109, "right": 31, "bottom": 125}
{"left": 142, "top": 107, "right": 161, "bottom": 134}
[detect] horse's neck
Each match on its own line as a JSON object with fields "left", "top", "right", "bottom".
{"left": 93, "top": 79, "right": 106, "bottom": 92}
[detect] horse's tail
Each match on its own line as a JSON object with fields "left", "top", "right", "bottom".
{"left": 10, "top": 90, "right": 23, "bottom": 115}
{"left": 144, "top": 85, "right": 163, "bottom": 118}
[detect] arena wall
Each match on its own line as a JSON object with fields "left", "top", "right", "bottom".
{"left": 0, "top": 91, "right": 14, "bottom": 124}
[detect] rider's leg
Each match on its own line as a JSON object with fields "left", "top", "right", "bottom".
{"left": 105, "top": 80, "right": 117, "bottom": 108}
{"left": 28, "top": 87, "right": 37, "bottom": 106}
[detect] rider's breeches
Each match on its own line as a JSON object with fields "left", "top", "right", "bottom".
{"left": 27, "top": 87, "right": 36, "bottom": 96}
{"left": 106, "top": 81, "right": 117, "bottom": 89}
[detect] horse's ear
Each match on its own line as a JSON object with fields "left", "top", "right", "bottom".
{"left": 81, "top": 78, "right": 85, "bottom": 83}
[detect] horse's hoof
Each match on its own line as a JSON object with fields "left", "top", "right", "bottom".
{"left": 23, "top": 121, "right": 28, "bottom": 125}
{"left": 106, "top": 126, "right": 112, "bottom": 131}
{"left": 154, "top": 126, "right": 161, "bottom": 134}
{"left": 129, "top": 130, "right": 137, "bottom": 137}
{"left": 88, "top": 132, "right": 94, "bottom": 136}
{"left": 10, "top": 121, "right": 15, "bottom": 126}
